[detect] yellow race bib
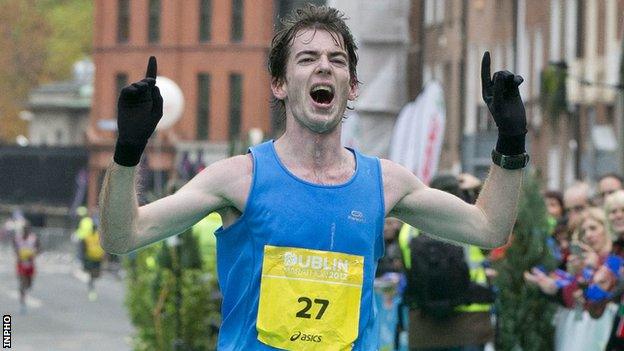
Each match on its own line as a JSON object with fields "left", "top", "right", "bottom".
{"left": 85, "top": 233, "right": 105, "bottom": 261}
{"left": 18, "top": 248, "right": 34, "bottom": 261}
{"left": 257, "top": 245, "right": 364, "bottom": 351}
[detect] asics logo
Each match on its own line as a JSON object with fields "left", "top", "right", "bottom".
{"left": 290, "top": 331, "right": 301, "bottom": 341}
{"left": 290, "top": 331, "right": 322, "bottom": 343}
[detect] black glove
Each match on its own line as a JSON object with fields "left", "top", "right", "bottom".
{"left": 114, "top": 56, "right": 164, "bottom": 167}
{"left": 481, "top": 51, "right": 527, "bottom": 155}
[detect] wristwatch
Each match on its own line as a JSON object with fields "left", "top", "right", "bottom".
{"left": 491, "top": 149, "right": 530, "bottom": 170}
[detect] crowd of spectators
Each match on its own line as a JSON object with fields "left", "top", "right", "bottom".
{"left": 377, "top": 172, "right": 624, "bottom": 351}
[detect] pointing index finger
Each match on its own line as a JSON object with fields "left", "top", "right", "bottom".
{"left": 145, "top": 56, "right": 157, "bottom": 79}
{"left": 481, "top": 51, "right": 492, "bottom": 86}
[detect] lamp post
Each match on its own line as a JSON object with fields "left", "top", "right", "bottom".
{"left": 618, "top": 35, "right": 624, "bottom": 175}
{"left": 542, "top": 61, "right": 570, "bottom": 188}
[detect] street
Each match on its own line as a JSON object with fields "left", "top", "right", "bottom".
{"left": 0, "top": 244, "right": 133, "bottom": 351}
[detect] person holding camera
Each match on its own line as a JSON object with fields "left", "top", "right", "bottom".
{"left": 524, "top": 207, "right": 622, "bottom": 351}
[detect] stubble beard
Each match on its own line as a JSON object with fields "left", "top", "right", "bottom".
{"left": 288, "top": 99, "right": 344, "bottom": 135}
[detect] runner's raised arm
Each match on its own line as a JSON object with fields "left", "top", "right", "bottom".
{"left": 385, "top": 51, "right": 527, "bottom": 248}
{"left": 98, "top": 57, "right": 248, "bottom": 254}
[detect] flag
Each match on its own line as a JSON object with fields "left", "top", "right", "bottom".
{"left": 389, "top": 81, "right": 446, "bottom": 184}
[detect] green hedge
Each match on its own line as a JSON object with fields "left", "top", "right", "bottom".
{"left": 494, "top": 173, "right": 558, "bottom": 351}
{"left": 125, "top": 229, "right": 220, "bottom": 351}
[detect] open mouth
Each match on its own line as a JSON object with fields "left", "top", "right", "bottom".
{"left": 310, "top": 85, "right": 334, "bottom": 106}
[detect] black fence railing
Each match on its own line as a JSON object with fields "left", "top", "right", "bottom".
{"left": 0, "top": 145, "right": 88, "bottom": 207}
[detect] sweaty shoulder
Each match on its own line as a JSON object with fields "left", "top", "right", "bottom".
{"left": 190, "top": 153, "right": 253, "bottom": 213}
{"left": 379, "top": 159, "right": 424, "bottom": 216}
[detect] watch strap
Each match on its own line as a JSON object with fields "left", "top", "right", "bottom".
{"left": 491, "top": 149, "right": 529, "bottom": 170}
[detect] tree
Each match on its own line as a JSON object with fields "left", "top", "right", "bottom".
{"left": 39, "top": 0, "right": 93, "bottom": 82}
{"left": 0, "top": 0, "right": 49, "bottom": 142}
{"left": 125, "top": 227, "right": 221, "bottom": 351}
{"left": 540, "top": 62, "right": 568, "bottom": 127}
{"left": 493, "top": 173, "right": 558, "bottom": 351}
{"left": 0, "top": 0, "right": 93, "bottom": 143}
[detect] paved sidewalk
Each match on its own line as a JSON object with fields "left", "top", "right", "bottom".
{"left": 0, "top": 244, "right": 133, "bottom": 351}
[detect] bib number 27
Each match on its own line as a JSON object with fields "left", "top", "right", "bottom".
{"left": 296, "top": 297, "right": 329, "bottom": 320}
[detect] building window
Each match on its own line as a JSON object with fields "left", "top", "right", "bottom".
{"left": 425, "top": 0, "right": 445, "bottom": 26}
{"left": 197, "top": 73, "right": 211, "bottom": 140}
{"left": 606, "top": 104, "right": 615, "bottom": 124}
{"left": 148, "top": 0, "right": 161, "bottom": 43}
{"left": 425, "top": 0, "right": 434, "bottom": 26}
{"left": 435, "top": 0, "right": 445, "bottom": 24}
{"left": 199, "top": 0, "right": 212, "bottom": 42}
{"left": 576, "top": 0, "right": 584, "bottom": 58}
{"left": 229, "top": 74, "right": 243, "bottom": 139}
{"left": 117, "top": 0, "right": 130, "bottom": 43}
{"left": 115, "top": 73, "right": 128, "bottom": 95}
{"left": 231, "top": 0, "right": 244, "bottom": 42}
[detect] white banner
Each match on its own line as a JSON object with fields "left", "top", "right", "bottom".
{"left": 389, "top": 81, "right": 446, "bottom": 184}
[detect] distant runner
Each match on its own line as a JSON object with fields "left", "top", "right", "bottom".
{"left": 80, "top": 221, "right": 105, "bottom": 301}
{"left": 13, "top": 220, "right": 39, "bottom": 314}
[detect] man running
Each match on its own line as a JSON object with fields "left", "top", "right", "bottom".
{"left": 80, "top": 220, "right": 105, "bottom": 301}
{"left": 13, "top": 220, "right": 39, "bottom": 314}
{"left": 99, "top": 5, "right": 528, "bottom": 350}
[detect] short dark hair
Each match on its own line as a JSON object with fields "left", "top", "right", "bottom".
{"left": 268, "top": 4, "right": 359, "bottom": 110}
{"left": 543, "top": 190, "right": 564, "bottom": 210}
{"left": 543, "top": 190, "right": 567, "bottom": 214}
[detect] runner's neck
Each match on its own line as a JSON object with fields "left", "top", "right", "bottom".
{"left": 274, "top": 136, "right": 355, "bottom": 185}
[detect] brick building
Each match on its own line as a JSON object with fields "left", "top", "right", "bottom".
{"left": 87, "top": 0, "right": 276, "bottom": 209}
{"left": 410, "top": 0, "right": 624, "bottom": 188}
{"left": 86, "top": 0, "right": 624, "bottom": 211}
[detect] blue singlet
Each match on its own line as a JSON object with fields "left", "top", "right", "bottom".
{"left": 215, "top": 140, "right": 385, "bottom": 350}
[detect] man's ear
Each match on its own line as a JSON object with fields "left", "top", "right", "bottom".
{"left": 271, "top": 77, "right": 287, "bottom": 100}
{"left": 348, "top": 81, "right": 359, "bottom": 101}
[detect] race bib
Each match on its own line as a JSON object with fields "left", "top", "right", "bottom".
{"left": 257, "top": 245, "right": 364, "bottom": 351}
{"left": 18, "top": 248, "right": 34, "bottom": 261}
